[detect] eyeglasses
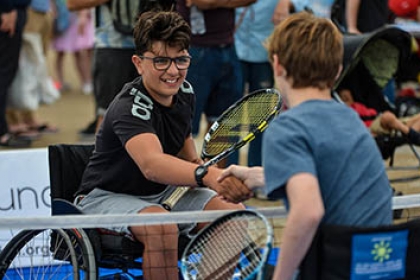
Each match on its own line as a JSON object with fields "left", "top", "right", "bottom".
{"left": 138, "top": 55, "right": 192, "bottom": 71}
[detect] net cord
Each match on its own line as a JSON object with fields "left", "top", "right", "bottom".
{"left": 0, "top": 194, "right": 419, "bottom": 230}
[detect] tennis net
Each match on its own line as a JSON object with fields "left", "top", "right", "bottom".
{"left": 0, "top": 194, "right": 419, "bottom": 280}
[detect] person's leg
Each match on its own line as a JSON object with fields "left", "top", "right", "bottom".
{"left": 131, "top": 206, "right": 179, "bottom": 280}
{"left": 0, "top": 9, "right": 31, "bottom": 147}
{"left": 168, "top": 186, "right": 244, "bottom": 234}
{"left": 206, "top": 45, "right": 244, "bottom": 166}
{"left": 380, "top": 111, "right": 409, "bottom": 134}
{"left": 6, "top": 109, "right": 25, "bottom": 133}
{"left": 55, "top": 51, "right": 66, "bottom": 90}
{"left": 186, "top": 46, "right": 215, "bottom": 136}
{"left": 78, "top": 188, "right": 179, "bottom": 280}
{"left": 74, "top": 49, "right": 93, "bottom": 94}
{"left": 94, "top": 48, "right": 137, "bottom": 131}
{"left": 7, "top": 110, "right": 41, "bottom": 139}
{"left": 195, "top": 196, "right": 245, "bottom": 232}
{"left": 381, "top": 111, "right": 420, "bottom": 145}
{"left": 193, "top": 196, "right": 245, "bottom": 278}
{"left": 403, "top": 113, "right": 420, "bottom": 131}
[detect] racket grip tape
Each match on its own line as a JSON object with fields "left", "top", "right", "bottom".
{"left": 162, "top": 186, "right": 189, "bottom": 211}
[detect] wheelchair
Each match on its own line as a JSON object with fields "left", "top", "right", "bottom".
{"left": 299, "top": 217, "right": 420, "bottom": 279}
{"left": 0, "top": 144, "right": 189, "bottom": 280}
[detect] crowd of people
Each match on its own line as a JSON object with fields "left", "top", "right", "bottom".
{"left": 1, "top": 0, "right": 419, "bottom": 279}
{"left": 0, "top": 0, "right": 93, "bottom": 148}
{"left": 1, "top": 0, "right": 415, "bottom": 149}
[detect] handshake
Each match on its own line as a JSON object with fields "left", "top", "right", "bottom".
{"left": 210, "top": 165, "right": 265, "bottom": 203}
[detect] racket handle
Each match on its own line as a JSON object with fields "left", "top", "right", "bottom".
{"left": 162, "top": 186, "right": 190, "bottom": 211}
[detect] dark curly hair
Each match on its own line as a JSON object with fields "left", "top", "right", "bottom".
{"left": 133, "top": 11, "right": 191, "bottom": 55}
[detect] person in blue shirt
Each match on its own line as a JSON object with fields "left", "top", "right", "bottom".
{"left": 234, "top": 0, "right": 277, "bottom": 169}
{"left": 219, "top": 12, "right": 392, "bottom": 279}
{"left": 272, "top": 0, "right": 335, "bottom": 25}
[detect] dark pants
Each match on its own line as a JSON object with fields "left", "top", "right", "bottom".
{"left": 240, "top": 61, "right": 274, "bottom": 167}
{"left": 93, "top": 48, "right": 137, "bottom": 116}
{"left": 0, "top": 9, "right": 27, "bottom": 136}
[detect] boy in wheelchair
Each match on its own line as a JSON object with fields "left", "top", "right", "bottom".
{"left": 74, "top": 10, "right": 250, "bottom": 280}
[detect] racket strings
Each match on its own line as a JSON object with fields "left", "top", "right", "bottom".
{"left": 204, "top": 94, "right": 280, "bottom": 157}
{"left": 185, "top": 216, "right": 269, "bottom": 280}
{"left": 191, "top": 222, "right": 246, "bottom": 279}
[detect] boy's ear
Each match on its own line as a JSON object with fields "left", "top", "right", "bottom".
{"left": 132, "top": 55, "right": 144, "bottom": 75}
{"left": 273, "top": 54, "right": 287, "bottom": 78}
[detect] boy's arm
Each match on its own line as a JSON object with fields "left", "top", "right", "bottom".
{"left": 189, "top": 0, "right": 256, "bottom": 10}
{"left": 273, "top": 173, "right": 324, "bottom": 279}
{"left": 67, "top": 0, "right": 109, "bottom": 11}
{"left": 126, "top": 133, "right": 252, "bottom": 203}
{"left": 0, "top": 9, "right": 17, "bottom": 36}
{"left": 177, "top": 134, "right": 203, "bottom": 164}
{"left": 345, "top": 0, "right": 361, "bottom": 34}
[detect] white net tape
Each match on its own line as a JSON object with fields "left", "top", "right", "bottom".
{"left": 0, "top": 194, "right": 419, "bottom": 230}
{"left": 0, "top": 207, "right": 286, "bottom": 230}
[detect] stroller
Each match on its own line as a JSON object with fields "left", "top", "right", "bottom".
{"left": 333, "top": 25, "right": 420, "bottom": 183}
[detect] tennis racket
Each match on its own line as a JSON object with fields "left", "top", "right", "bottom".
{"left": 180, "top": 209, "right": 273, "bottom": 280}
{"left": 161, "top": 88, "right": 282, "bottom": 211}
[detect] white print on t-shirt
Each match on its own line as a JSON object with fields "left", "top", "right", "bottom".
{"left": 129, "top": 88, "right": 153, "bottom": 120}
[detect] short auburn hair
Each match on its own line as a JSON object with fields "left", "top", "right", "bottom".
{"left": 267, "top": 12, "right": 343, "bottom": 90}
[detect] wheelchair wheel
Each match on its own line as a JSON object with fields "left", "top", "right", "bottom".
{"left": 0, "top": 228, "right": 96, "bottom": 279}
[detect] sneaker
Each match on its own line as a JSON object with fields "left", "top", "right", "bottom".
{"left": 0, "top": 133, "right": 32, "bottom": 148}
{"left": 54, "top": 81, "right": 72, "bottom": 92}
{"left": 78, "top": 118, "right": 97, "bottom": 136}
{"left": 82, "top": 83, "right": 93, "bottom": 95}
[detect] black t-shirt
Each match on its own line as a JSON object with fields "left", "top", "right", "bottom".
{"left": 78, "top": 77, "right": 195, "bottom": 196}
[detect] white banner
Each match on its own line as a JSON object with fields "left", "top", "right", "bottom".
{"left": 0, "top": 148, "right": 51, "bottom": 268}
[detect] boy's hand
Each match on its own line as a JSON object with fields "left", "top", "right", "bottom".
{"left": 205, "top": 167, "right": 253, "bottom": 203}
{"left": 0, "top": 10, "right": 17, "bottom": 37}
{"left": 218, "top": 165, "right": 265, "bottom": 189}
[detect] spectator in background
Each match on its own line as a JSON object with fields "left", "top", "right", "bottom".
{"left": 339, "top": 0, "right": 390, "bottom": 34}
{"left": 0, "top": 0, "right": 32, "bottom": 147}
{"left": 52, "top": 6, "right": 94, "bottom": 95}
{"left": 338, "top": 87, "right": 420, "bottom": 144}
{"left": 67, "top": 0, "right": 138, "bottom": 139}
{"left": 176, "top": 0, "right": 255, "bottom": 166}
{"left": 234, "top": 0, "right": 277, "bottom": 168}
{"left": 6, "top": 0, "right": 59, "bottom": 139}
{"left": 272, "top": 0, "right": 335, "bottom": 25}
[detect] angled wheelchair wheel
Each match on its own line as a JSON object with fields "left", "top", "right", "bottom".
{"left": 0, "top": 228, "right": 96, "bottom": 279}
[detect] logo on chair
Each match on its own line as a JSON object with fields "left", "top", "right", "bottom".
{"left": 371, "top": 240, "right": 393, "bottom": 263}
{"left": 351, "top": 230, "right": 408, "bottom": 280}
